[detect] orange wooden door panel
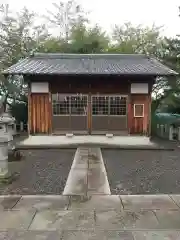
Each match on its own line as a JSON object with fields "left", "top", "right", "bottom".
{"left": 29, "top": 93, "right": 52, "bottom": 134}
{"left": 130, "top": 95, "right": 149, "bottom": 135}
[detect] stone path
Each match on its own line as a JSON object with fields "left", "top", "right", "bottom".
{"left": 0, "top": 195, "right": 180, "bottom": 239}
{"left": 63, "top": 147, "right": 110, "bottom": 195}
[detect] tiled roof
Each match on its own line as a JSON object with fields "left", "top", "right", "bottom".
{"left": 2, "top": 53, "right": 178, "bottom": 76}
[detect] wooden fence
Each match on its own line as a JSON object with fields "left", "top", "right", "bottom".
{"left": 154, "top": 123, "right": 180, "bottom": 141}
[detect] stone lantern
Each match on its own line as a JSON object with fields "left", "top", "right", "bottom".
{"left": 0, "top": 136, "right": 9, "bottom": 179}
{"left": 0, "top": 112, "right": 15, "bottom": 151}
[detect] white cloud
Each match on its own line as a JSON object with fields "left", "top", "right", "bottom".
{"left": 3, "top": 0, "right": 180, "bottom": 36}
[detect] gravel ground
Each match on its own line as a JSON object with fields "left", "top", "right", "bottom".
{"left": 102, "top": 149, "right": 180, "bottom": 194}
{"left": 1, "top": 149, "right": 75, "bottom": 195}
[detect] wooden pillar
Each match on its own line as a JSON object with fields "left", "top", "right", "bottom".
{"left": 143, "top": 95, "right": 149, "bottom": 135}
{"left": 148, "top": 95, "right": 152, "bottom": 136}
{"left": 128, "top": 95, "right": 132, "bottom": 134}
{"left": 48, "top": 92, "right": 52, "bottom": 134}
{"left": 87, "top": 93, "right": 91, "bottom": 134}
{"left": 28, "top": 90, "right": 31, "bottom": 135}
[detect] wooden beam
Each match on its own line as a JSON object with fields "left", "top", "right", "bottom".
{"left": 128, "top": 95, "right": 132, "bottom": 134}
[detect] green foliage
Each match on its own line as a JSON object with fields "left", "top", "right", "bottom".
{"left": 110, "top": 22, "right": 163, "bottom": 55}
{"left": 0, "top": 4, "right": 48, "bottom": 112}
{"left": 153, "top": 38, "right": 180, "bottom": 113}
{"left": 69, "top": 24, "right": 109, "bottom": 53}
{"left": 38, "top": 23, "right": 109, "bottom": 54}
{"left": 161, "top": 38, "right": 180, "bottom": 75}
{"left": 10, "top": 101, "right": 28, "bottom": 123}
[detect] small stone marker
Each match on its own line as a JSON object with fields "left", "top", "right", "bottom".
{"left": 169, "top": 126, "right": 173, "bottom": 141}
{"left": 106, "top": 133, "right": 113, "bottom": 138}
{"left": 66, "top": 133, "right": 74, "bottom": 138}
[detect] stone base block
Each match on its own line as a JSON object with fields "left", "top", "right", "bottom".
{"left": 0, "top": 172, "right": 19, "bottom": 184}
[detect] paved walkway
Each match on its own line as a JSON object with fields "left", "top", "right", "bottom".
{"left": 63, "top": 147, "right": 110, "bottom": 195}
{"left": 16, "top": 135, "right": 164, "bottom": 149}
{"left": 1, "top": 194, "right": 180, "bottom": 239}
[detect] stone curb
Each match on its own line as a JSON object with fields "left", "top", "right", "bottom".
{"left": 15, "top": 143, "right": 174, "bottom": 151}
{"left": 0, "top": 194, "right": 179, "bottom": 198}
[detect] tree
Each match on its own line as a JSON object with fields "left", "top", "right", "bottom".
{"left": 154, "top": 37, "right": 180, "bottom": 113}
{"left": 44, "top": 0, "right": 88, "bottom": 41}
{"left": 10, "top": 100, "right": 28, "bottom": 124}
{"left": 161, "top": 38, "right": 180, "bottom": 72}
{"left": 154, "top": 7, "right": 180, "bottom": 113}
{"left": 39, "top": 23, "right": 109, "bottom": 54}
{"left": 0, "top": 4, "right": 49, "bottom": 111}
{"left": 69, "top": 23, "right": 109, "bottom": 53}
{"left": 38, "top": 37, "right": 66, "bottom": 53}
{"left": 109, "top": 22, "right": 163, "bottom": 56}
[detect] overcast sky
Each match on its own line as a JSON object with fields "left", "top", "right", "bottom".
{"left": 3, "top": 0, "right": 180, "bottom": 37}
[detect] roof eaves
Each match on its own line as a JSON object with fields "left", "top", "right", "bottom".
{"left": 2, "top": 72, "right": 178, "bottom": 76}
{"left": 149, "top": 57, "right": 178, "bottom": 75}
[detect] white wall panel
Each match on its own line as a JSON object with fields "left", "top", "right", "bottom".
{"left": 131, "top": 83, "right": 148, "bottom": 94}
{"left": 31, "top": 82, "right": 49, "bottom": 93}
